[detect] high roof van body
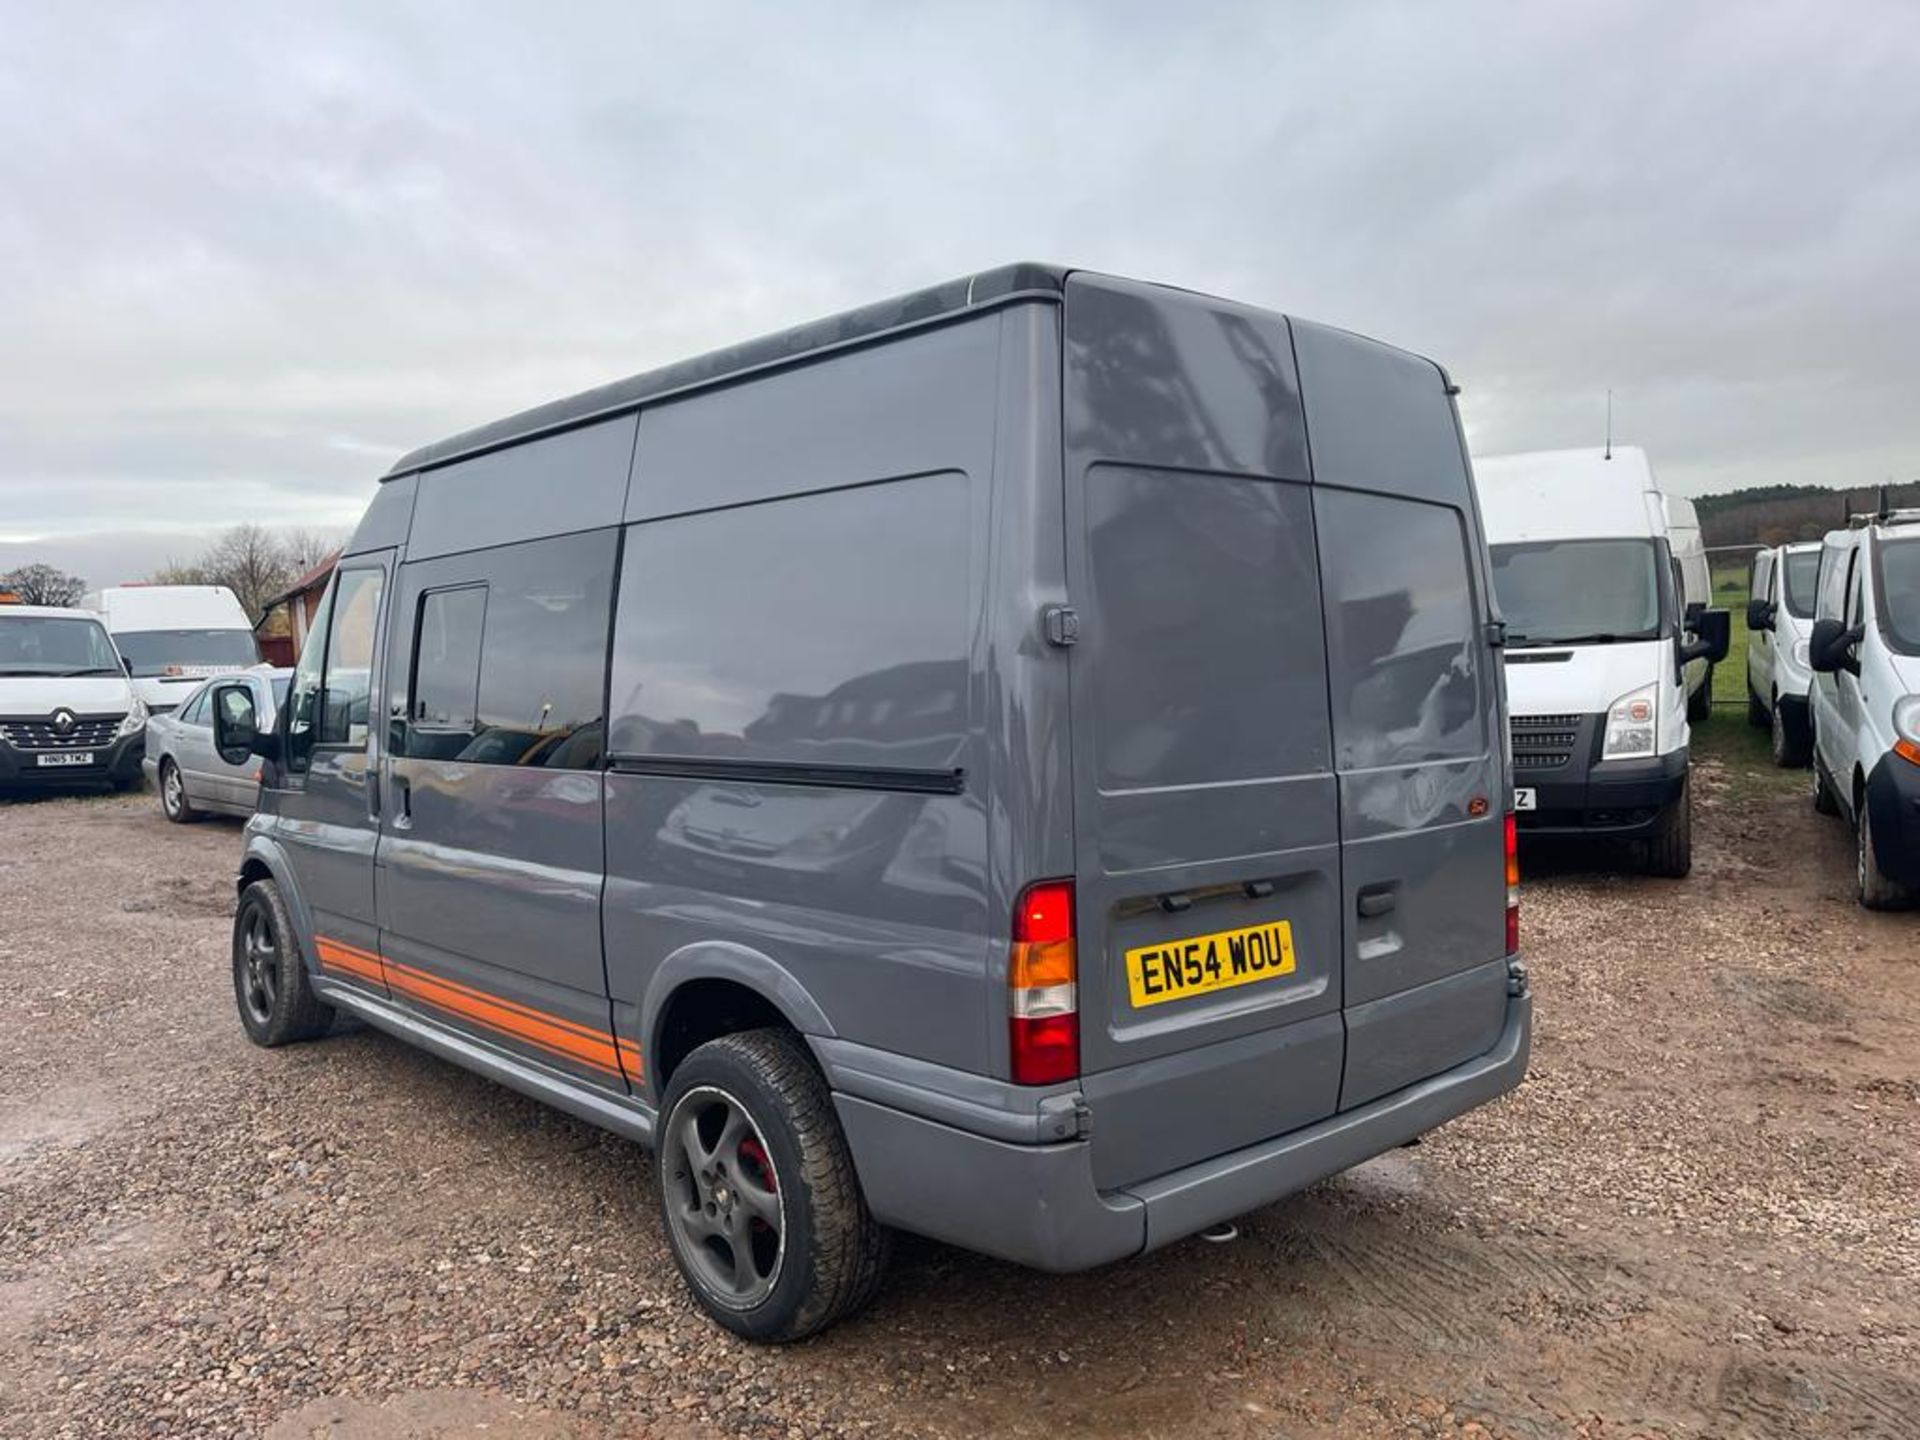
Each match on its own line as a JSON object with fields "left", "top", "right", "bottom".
{"left": 91, "top": 584, "right": 260, "bottom": 713}
{"left": 1475, "top": 446, "right": 1729, "bottom": 875}
{"left": 207, "top": 265, "right": 1531, "bottom": 1340}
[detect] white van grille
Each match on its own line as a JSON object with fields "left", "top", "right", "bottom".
{"left": 0, "top": 716, "right": 122, "bottom": 751}
{"left": 1510, "top": 713, "right": 1582, "bottom": 770}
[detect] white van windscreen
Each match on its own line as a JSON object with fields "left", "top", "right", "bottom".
{"left": 1490, "top": 540, "right": 1662, "bottom": 647}
{"left": 113, "top": 628, "right": 260, "bottom": 676}
{"left": 1876, "top": 539, "right": 1920, "bottom": 655}
{"left": 1782, "top": 550, "right": 1822, "bottom": 619}
{"left": 0, "top": 615, "right": 123, "bottom": 676}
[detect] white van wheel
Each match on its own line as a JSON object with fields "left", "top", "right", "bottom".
{"left": 1858, "top": 804, "right": 1914, "bottom": 911}
{"left": 1642, "top": 777, "right": 1692, "bottom": 879}
{"left": 1811, "top": 759, "right": 1841, "bottom": 816}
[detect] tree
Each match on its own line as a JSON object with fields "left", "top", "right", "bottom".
{"left": 1, "top": 562, "right": 87, "bottom": 607}
{"left": 148, "top": 524, "right": 345, "bottom": 621}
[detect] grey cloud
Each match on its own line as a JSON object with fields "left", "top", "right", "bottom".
{"left": 3, "top": 0, "right": 1918, "bottom": 580}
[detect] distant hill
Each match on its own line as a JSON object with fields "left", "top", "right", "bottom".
{"left": 1695, "top": 481, "right": 1920, "bottom": 551}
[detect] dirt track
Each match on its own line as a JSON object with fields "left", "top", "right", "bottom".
{"left": 1, "top": 731, "right": 1915, "bottom": 1439}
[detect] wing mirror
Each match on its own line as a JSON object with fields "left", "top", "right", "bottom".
{"left": 1808, "top": 617, "right": 1861, "bottom": 676}
{"left": 1679, "top": 608, "right": 1731, "bottom": 665}
{"left": 1745, "top": 598, "right": 1775, "bottom": 632}
{"left": 212, "top": 682, "right": 280, "bottom": 766}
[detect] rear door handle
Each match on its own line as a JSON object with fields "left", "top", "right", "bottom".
{"left": 1356, "top": 883, "right": 1398, "bottom": 919}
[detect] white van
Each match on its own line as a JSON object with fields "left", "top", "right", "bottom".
{"left": 1476, "top": 446, "right": 1729, "bottom": 876}
{"left": 91, "top": 585, "right": 260, "bottom": 713}
{"left": 0, "top": 603, "right": 148, "bottom": 791}
{"left": 1663, "top": 494, "right": 1715, "bottom": 722}
{"left": 1744, "top": 541, "right": 1822, "bottom": 767}
{"left": 1808, "top": 509, "right": 1920, "bottom": 909}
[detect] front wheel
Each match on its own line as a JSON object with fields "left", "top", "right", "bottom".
{"left": 159, "top": 759, "right": 196, "bottom": 823}
{"left": 1642, "top": 777, "right": 1692, "bottom": 878}
{"left": 656, "top": 1029, "right": 889, "bottom": 1343}
{"left": 233, "top": 879, "right": 334, "bottom": 1047}
{"left": 1858, "top": 803, "right": 1914, "bottom": 911}
{"left": 1770, "top": 698, "right": 1810, "bottom": 769}
{"left": 1687, "top": 669, "right": 1714, "bottom": 723}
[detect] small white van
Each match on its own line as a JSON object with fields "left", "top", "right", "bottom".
{"left": 1476, "top": 447, "right": 1729, "bottom": 876}
{"left": 1744, "top": 541, "right": 1823, "bottom": 767}
{"left": 1808, "top": 508, "right": 1920, "bottom": 909}
{"left": 91, "top": 585, "right": 260, "bottom": 713}
{"left": 0, "top": 603, "right": 148, "bottom": 791}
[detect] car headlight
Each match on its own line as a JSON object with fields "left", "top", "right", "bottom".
{"left": 116, "top": 697, "right": 149, "bottom": 738}
{"left": 1895, "top": 696, "right": 1920, "bottom": 766}
{"left": 1602, "top": 682, "right": 1658, "bottom": 760}
{"left": 1792, "top": 639, "right": 1811, "bottom": 668}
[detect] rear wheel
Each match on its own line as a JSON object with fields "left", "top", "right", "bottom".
{"left": 1769, "top": 697, "right": 1809, "bottom": 769}
{"left": 232, "top": 879, "right": 334, "bottom": 1047}
{"left": 1642, "top": 777, "right": 1692, "bottom": 878}
{"left": 1858, "top": 800, "right": 1914, "bottom": 911}
{"left": 656, "top": 1029, "right": 889, "bottom": 1342}
{"left": 1812, "top": 756, "right": 1841, "bottom": 816}
{"left": 159, "top": 759, "right": 196, "bottom": 823}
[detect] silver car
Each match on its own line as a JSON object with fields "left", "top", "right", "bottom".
{"left": 143, "top": 667, "right": 290, "bottom": 821}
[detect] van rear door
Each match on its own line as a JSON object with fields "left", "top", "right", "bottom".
{"left": 1060, "top": 275, "right": 1346, "bottom": 1191}
{"left": 1290, "top": 321, "right": 1511, "bottom": 1110}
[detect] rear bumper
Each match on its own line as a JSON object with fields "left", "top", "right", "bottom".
{"left": 1517, "top": 745, "right": 1688, "bottom": 838}
{"left": 0, "top": 731, "right": 143, "bottom": 786}
{"left": 834, "top": 987, "right": 1532, "bottom": 1272}
{"left": 1864, "top": 753, "right": 1920, "bottom": 890}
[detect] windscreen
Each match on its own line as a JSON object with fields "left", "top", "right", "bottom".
{"left": 1490, "top": 539, "right": 1664, "bottom": 646}
{"left": 1782, "top": 550, "right": 1822, "bottom": 619}
{"left": 1876, "top": 538, "right": 1920, "bottom": 655}
{"left": 112, "top": 628, "right": 260, "bottom": 676}
{"left": 0, "top": 615, "right": 123, "bottom": 676}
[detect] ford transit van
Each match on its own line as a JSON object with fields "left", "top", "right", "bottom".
{"left": 208, "top": 265, "right": 1531, "bottom": 1340}
{"left": 1476, "top": 447, "right": 1729, "bottom": 876}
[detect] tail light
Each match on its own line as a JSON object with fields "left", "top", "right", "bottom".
{"left": 1009, "top": 879, "right": 1078, "bottom": 1085}
{"left": 1504, "top": 811, "right": 1520, "bottom": 955}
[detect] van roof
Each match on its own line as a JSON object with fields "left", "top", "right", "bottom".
{"left": 0, "top": 604, "right": 105, "bottom": 621}
{"left": 95, "top": 585, "right": 251, "bottom": 629}
{"left": 1474, "top": 446, "right": 1666, "bottom": 545}
{"left": 385, "top": 262, "right": 1074, "bottom": 479}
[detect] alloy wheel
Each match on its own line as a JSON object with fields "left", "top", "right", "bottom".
{"left": 239, "top": 904, "right": 278, "bottom": 1025}
{"left": 663, "top": 1086, "right": 785, "bottom": 1309}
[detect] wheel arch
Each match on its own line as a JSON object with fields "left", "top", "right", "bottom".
{"left": 234, "top": 836, "right": 318, "bottom": 975}
{"left": 641, "top": 943, "right": 836, "bottom": 1099}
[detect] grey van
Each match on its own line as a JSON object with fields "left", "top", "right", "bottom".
{"left": 210, "top": 265, "right": 1531, "bottom": 1341}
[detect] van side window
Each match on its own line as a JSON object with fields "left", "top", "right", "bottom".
{"left": 1316, "top": 489, "right": 1483, "bottom": 768}
{"left": 1846, "top": 553, "right": 1864, "bottom": 629}
{"left": 608, "top": 473, "right": 971, "bottom": 772}
{"left": 1749, "top": 553, "right": 1771, "bottom": 604}
{"left": 388, "top": 530, "right": 615, "bottom": 769}
{"left": 317, "top": 570, "right": 385, "bottom": 748}
{"left": 1084, "top": 466, "right": 1329, "bottom": 788}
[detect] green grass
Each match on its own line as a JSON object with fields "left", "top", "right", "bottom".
{"left": 1698, "top": 595, "right": 1799, "bottom": 791}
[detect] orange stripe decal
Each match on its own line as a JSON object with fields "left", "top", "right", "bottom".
{"left": 315, "top": 935, "right": 639, "bottom": 1081}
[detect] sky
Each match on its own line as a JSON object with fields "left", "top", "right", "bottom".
{"left": 5, "top": 0, "right": 1919, "bottom": 587}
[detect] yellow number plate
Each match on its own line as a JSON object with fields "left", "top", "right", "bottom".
{"left": 1125, "top": 921, "right": 1297, "bottom": 1008}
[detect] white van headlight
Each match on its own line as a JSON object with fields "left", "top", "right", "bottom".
{"left": 1895, "top": 696, "right": 1920, "bottom": 766}
{"left": 1602, "top": 683, "right": 1658, "bottom": 760}
{"left": 1792, "top": 639, "right": 1811, "bottom": 668}
{"left": 115, "top": 697, "right": 149, "bottom": 738}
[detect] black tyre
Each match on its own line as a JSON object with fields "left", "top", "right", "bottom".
{"left": 656, "top": 1028, "right": 889, "bottom": 1343}
{"left": 1858, "top": 801, "right": 1914, "bottom": 912}
{"left": 1642, "top": 776, "right": 1692, "bottom": 878}
{"left": 1746, "top": 686, "right": 1768, "bottom": 728}
{"left": 159, "top": 759, "right": 197, "bottom": 823}
{"left": 232, "top": 879, "right": 334, "bottom": 1047}
{"left": 1769, "top": 696, "right": 1810, "bottom": 769}
{"left": 1687, "top": 669, "right": 1713, "bottom": 724}
{"left": 1812, "top": 756, "right": 1841, "bottom": 816}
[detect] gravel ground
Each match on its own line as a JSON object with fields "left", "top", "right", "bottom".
{"left": 0, "top": 734, "right": 1915, "bottom": 1440}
